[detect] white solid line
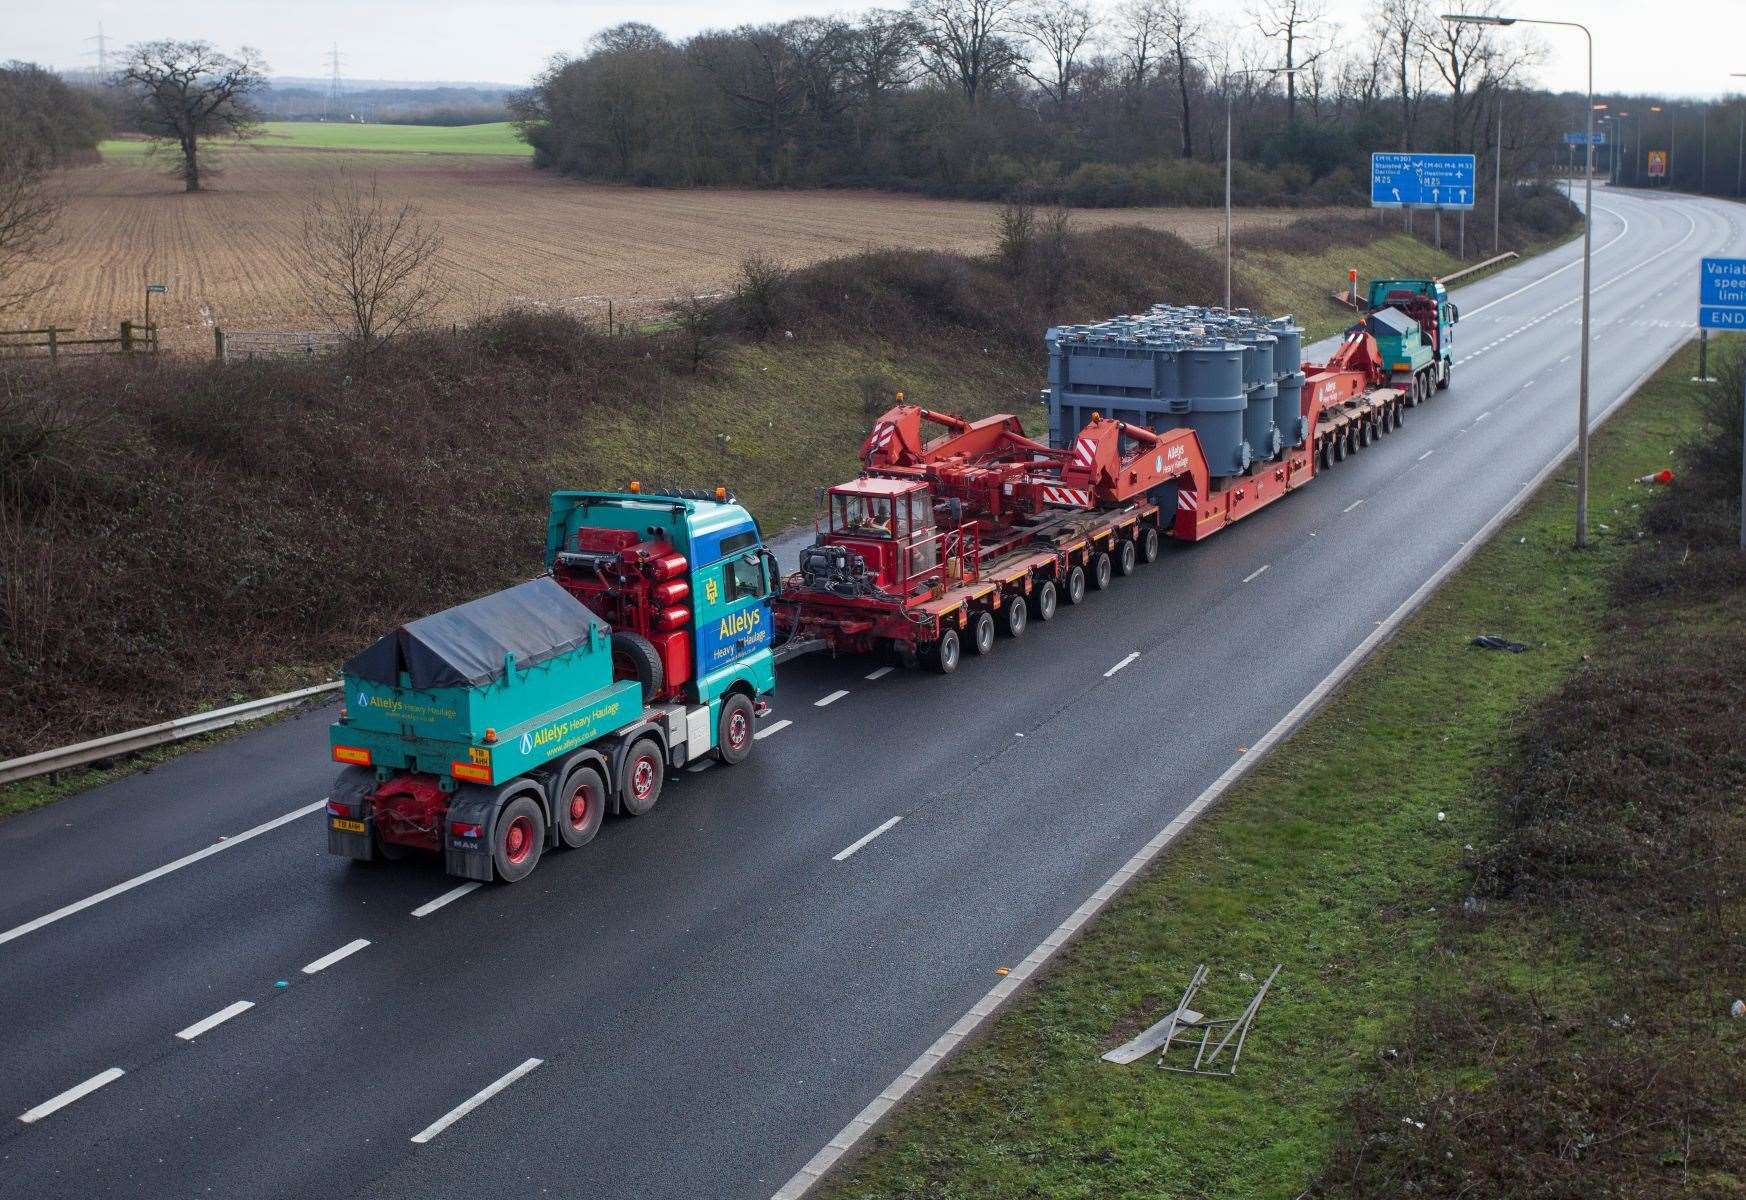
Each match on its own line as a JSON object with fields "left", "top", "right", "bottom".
{"left": 1241, "top": 564, "right": 1269, "bottom": 584}
{"left": 1418, "top": 450, "right": 1435, "bottom": 461}
{"left": 864, "top": 666, "right": 894, "bottom": 681}
{"left": 411, "top": 883, "right": 481, "bottom": 919}
{"left": 19, "top": 1067, "right": 125, "bottom": 1124}
{"left": 301, "top": 938, "right": 370, "bottom": 975}
{"left": 815, "top": 690, "right": 849, "bottom": 708}
{"left": 410, "top": 1057, "right": 543, "bottom": 1145}
{"left": 176, "top": 1000, "right": 254, "bottom": 1041}
{"left": 1462, "top": 204, "right": 1630, "bottom": 318}
{"left": 754, "top": 719, "right": 792, "bottom": 741}
{"left": 1103, "top": 652, "right": 1139, "bottom": 678}
{"left": 1474, "top": 411, "right": 1491, "bottom": 422}
{"left": 1523, "top": 381, "right": 1536, "bottom": 388}
{"left": 0, "top": 799, "right": 328, "bottom": 949}
{"left": 832, "top": 816, "right": 903, "bottom": 862}
{"left": 1343, "top": 499, "right": 1364, "bottom": 513}
{"left": 770, "top": 272, "right": 1698, "bottom": 1200}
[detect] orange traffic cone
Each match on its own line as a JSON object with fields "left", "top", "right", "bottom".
{"left": 1635, "top": 469, "right": 1675, "bottom": 485}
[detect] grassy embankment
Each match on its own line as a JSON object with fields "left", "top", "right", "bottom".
{"left": 816, "top": 340, "right": 1746, "bottom": 1198}
{"left": 98, "top": 121, "right": 530, "bottom": 159}
{"left": 0, "top": 209, "right": 1555, "bottom": 813}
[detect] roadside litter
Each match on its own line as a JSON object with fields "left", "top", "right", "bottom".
{"left": 1101, "top": 964, "right": 1282, "bottom": 1078}
{"left": 1472, "top": 635, "right": 1528, "bottom": 653}
{"left": 1636, "top": 469, "right": 1675, "bottom": 485}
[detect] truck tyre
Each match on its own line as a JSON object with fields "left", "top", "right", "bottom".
{"left": 1114, "top": 537, "right": 1138, "bottom": 577}
{"left": 1138, "top": 526, "right": 1160, "bottom": 564}
{"left": 1088, "top": 551, "right": 1113, "bottom": 591}
{"left": 1393, "top": 397, "right": 1405, "bottom": 428}
{"left": 1001, "top": 595, "right": 1027, "bottom": 638}
{"left": 929, "top": 628, "right": 961, "bottom": 673}
{"left": 1333, "top": 431, "right": 1348, "bottom": 462}
{"left": 1062, "top": 565, "right": 1087, "bottom": 606}
{"left": 1437, "top": 359, "right": 1451, "bottom": 390}
{"left": 493, "top": 795, "right": 545, "bottom": 883}
{"left": 612, "top": 631, "right": 665, "bottom": 702}
{"left": 1031, "top": 579, "right": 1058, "bottom": 622}
{"left": 969, "top": 610, "right": 996, "bottom": 655}
{"left": 619, "top": 737, "right": 665, "bottom": 816}
{"left": 716, "top": 693, "right": 755, "bottom": 766}
{"left": 556, "top": 765, "right": 606, "bottom": 849}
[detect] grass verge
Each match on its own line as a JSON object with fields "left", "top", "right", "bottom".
{"left": 817, "top": 342, "right": 1728, "bottom": 1199}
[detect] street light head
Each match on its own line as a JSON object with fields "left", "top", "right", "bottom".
{"left": 1443, "top": 13, "right": 1515, "bottom": 25}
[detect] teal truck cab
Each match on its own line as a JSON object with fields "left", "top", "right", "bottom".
{"left": 327, "top": 488, "right": 779, "bottom": 883}
{"left": 1364, "top": 278, "right": 1459, "bottom": 402}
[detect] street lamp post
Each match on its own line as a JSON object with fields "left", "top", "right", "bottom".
{"left": 1224, "top": 65, "right": 1302, "bottom": 311}
{"left": 1446, "top": 12, "right": 1594, "bottom": 548}
{"left": 1733, "top": 76, "right": 1746, "bottom": 198}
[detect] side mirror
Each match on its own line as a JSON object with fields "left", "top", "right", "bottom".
{"left": 1449, "top": 303, "right": 1460, "bottom": 324}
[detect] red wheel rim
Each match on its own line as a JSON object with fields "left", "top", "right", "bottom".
{"left": 727, "top": 709, "right": 750, "bottom": 752}
{"left": 568, "top": 781, "right": 595, "bottom": 830}
{"left": 504, "top": 814, "right": 534, "bottom": 865}
{"left": 633, "top": 755, "right": 656, "bottom": 801}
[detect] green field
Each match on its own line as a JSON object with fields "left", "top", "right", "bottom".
{"left": 100, "top": 121, "right": 530, "bottom": 159}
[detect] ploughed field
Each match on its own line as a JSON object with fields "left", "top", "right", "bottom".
{"left": 24, "top": 145, "right": 1343, "bottom": 353}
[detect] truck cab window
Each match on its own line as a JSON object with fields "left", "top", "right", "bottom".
{"left": 729, "top": 554, "right": 765, "bottom": 600}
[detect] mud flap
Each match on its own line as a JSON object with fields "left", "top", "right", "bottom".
{"left": 443, "top": 784, "right": 500, "bottom": 883}
{"left": 327, "top": 767, "right": 379, "bottom": 861}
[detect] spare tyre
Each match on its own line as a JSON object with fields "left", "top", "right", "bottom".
{"left": 611, "top": 630, "right": 665, "bottom": 701}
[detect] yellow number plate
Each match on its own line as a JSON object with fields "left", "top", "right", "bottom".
{"left": 468, "top": 747, "right": 491, "bottom": 765}
{"left": 331, "top": 818, "right": 366, "bottom": 833}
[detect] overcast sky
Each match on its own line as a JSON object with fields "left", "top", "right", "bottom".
{"left": 15, "top": 0, "right": 1745, "bottom": 99}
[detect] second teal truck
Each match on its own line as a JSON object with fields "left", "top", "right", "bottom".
{"left": 1364, "top": 277, "right": 1459, "bottom": 402}
{"left": 326, "top": 488, "right": 779, "bottom": 883}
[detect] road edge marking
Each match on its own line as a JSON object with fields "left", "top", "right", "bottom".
{"left": 769, "top": 329, "right": 1690, "bottom": 1200}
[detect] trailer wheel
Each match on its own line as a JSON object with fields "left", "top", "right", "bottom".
{"left": 1062, "top": 565, "right": 1087, "bottom": 606}
{"left": 493, "top": 796, "right": 545, "bottom": 883}
{"left": 1088, "top": 551, "right": 1113, "bottom": 591}
{"left": 928, "top": 628, "right": 961, "bottom": 674}
{"left": 1393, "top": 397, "right": 1405, "bottom": 428}
{"left": 1333, "top": 430, "right": 1348, "bottom": 462}
{"left": 1031, "top": 579, "right": 1058, "bottom": 622}
{"left": 1357, "top": 418, "right": 1371, "bottom": 448}
{"left": 1318, "top": 438, "right": 1332, "bottom": 470}
{"left": 556, "top": 765, "right": 606, "bottom": 849}
{"left": 1114, "top": 537, "right": 1138, "bottom": 577}
{"left": 619, "top": 737, "right": 665, "bottom": 816}
{"left": 1138, "top": 527, "right": 1160, "bottom": 564}
{"left": 968, "top": 610, "right": 996, "bottom": 655}
{"left": 612, "top": 631, "right": 665, "bottom": 703}
{"left": 716, "top": 693, "right": 755, "bottom": 765}
{"left": 1419, "top": 371, "right": 1432, "bottom": 404}
{"left": 1002, "top": 594, "right": 1028, "bottom": 638}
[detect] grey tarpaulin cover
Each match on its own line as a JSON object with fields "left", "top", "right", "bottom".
{"left": 1365, "top": 307, "right": 1419, "bottom": 340}
{"left": 344, "top": 577, "right": 604, "bottom": 689}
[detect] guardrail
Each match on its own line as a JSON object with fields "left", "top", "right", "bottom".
{"left": 1439, "top": 250, "right": 1520, "bottom": 284}
{"left": 0, "top": 682, "right": 342, "bottom": 787}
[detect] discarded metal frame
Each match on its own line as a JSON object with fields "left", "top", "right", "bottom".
{"left": 1158, "top": 964, "right": 1282, "bottom": 1077}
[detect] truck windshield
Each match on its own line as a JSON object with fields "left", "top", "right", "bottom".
{"left": 833, "top": 493, "right": 894, "bottom": 537}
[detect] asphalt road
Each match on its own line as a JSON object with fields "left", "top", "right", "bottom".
{"left": 2, "top": 186, "right": 1739, "bottom": 1200}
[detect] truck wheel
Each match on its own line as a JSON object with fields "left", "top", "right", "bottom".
{"left": 928, "top": 628, "right": 961, "bottom": 673}
{"left": 612, "top": 631, "right": 665, "bottom": 703}
{"left": 1062, "top": 565, "right": 1087, "bottom": 606}
{"left": 493, "top": 796, "right": 545, "bottom": 883}
{"left": 716, "top": 693, "right": 755, "bottom": 766}
{"left": 1030, "top": 579, "right": 1058, "bottom": 622}
{"left": 556, "top": 765, "right": 606, "bottom": 849}
{"left": 1138, "top": 527, "right": 1160, "bottom": 564}
{"left": 1419, "top": 372, "right": 1432, "bottom": 404}
{"left": 1002, "top": 595, "right": 1027, "bottom": 638}
{"left": 1088, "top": 551, "right": 1113, "bottom": 591}
{"left": 1393, "top": 397, "right": 1405, "bottom": 428}
{"left": 1114, "top": 537, "right": 1138, "bottom": 577}
{"left": 968, "top": 610, "right": 996, "bottom": 655}
{"left": 619, "top": 737, "right": 665, "bottom": 816}
{"left": 1437, "top": 360, "right": 1451, "bottom": 390}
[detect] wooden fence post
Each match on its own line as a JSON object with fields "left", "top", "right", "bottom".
{"left": 46, "top": 327, "right": 58, "bottom": 361}
{"left": 120, "top": 321, "right": 133, "bottom": 353}
{"left": 214, "top": 326, "right": 226, "bottom": 362}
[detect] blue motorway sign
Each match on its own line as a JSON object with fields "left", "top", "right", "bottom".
{"left": 1370, "top": 152, "right": 1477, "bottom": 209}
{"left": 1698, "top": 257, "right": 1746, "bottom": 330}
{"left": 1562, "top": 131, "right": 1608, "bottom": 145}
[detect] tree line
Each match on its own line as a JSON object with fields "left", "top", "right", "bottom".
{"left": 511, "top": 0, "right": 1577, "bottom": 205}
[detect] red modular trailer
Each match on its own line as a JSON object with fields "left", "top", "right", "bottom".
{"left": 775, "top": 323, "right": 1411, "bottom": 669}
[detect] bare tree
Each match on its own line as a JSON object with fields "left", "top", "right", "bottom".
{"left": 1157, "top": 0, "right": 1203, "bottom": 158}
{"left": 286, "top": 171, "right": 445, "bottom": 352}
{"left": 1250, "top": 0, "right": 1326, "bottom": 122}
{"left": 1114, "top": 0, "right": 1166, "bottom": 98}
{"left": 1420, "top": 0, "right": 1540, "bottom": 152}
{"left": 909, "top": 0, "right": 1023, "bottom": 103}
{"left": 0, "top": 150, "right": 58, "bottom": 315}
{"left": 117, "top": 41, "right": 268, "bottom": 193}
{"left": 1015, "top": 0, "right": 1098, "bottom": 106}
